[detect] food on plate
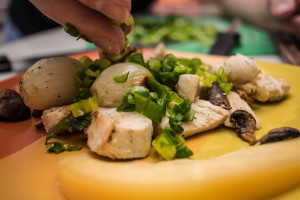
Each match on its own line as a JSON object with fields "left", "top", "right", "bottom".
{"left": 0, "top": 89, "right": 31, "bottom": 121}
{"left": 17, "top": 46, "right": 295, "bottom": 161}
{"left": 259, "top": 127, "right": 300, "bottom": 144}
{"left": 209, "top": 53, "right": 261, "bottom": 84}
{"left": 208, "top": 82, "right": 231, "bottom": 110}
{"left": 41, "top": 105, "right": 71, "bottom": 133}
{"left": 229, "top": 109, "right": 257, "bottom": 145}
{"left": 59, "top": 138, "right": 300, "bottom": 200}
{"left": 90, "top": 63, "right": 153, "bottom": 107}
{"left": 19, "top": 57, "right": 82, "bottom": 110}
{"left": 175, "top": 74, "right": 202, "bottom": 102}
{"left": 252, "top": 75, "right": 291, "bottom": 102}
{"left": 86, "top": 107, "right": 153, "bottom": 159}
{"left": 157, "top": 99, "right": 229, "bottom": 138}
{"left": 225, "top": 91, "right": 261, "bottom": 129}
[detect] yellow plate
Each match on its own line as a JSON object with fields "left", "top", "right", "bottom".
{"left": 0, "top": 51, "right": 299, "bottom": 200}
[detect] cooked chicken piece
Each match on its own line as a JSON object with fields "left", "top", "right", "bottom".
{"left": 209, "top": 82, "right": 231, "bottom": 110}
{"left": 208, "top": 54, "right": 261, "bottom": 84}
{"left": 175, "top": 74, "right": 201, "bottom": 102}
{"left": 41, "top": 105, "right": 71, "bottom": 133}
{"left": 253, "top": 75, "right": 290, "bottom": 102}
{"left": 233, "top": 89, "right": 252, "bottom": 104}
{"left": 236, "top": 82, "right": 257, "bottom": 96}
{"left": 157, "top": 99, "right": 229, "bottom": 138}
{"left": 224, "top": 91, "right": 261, "bottom": 129}
{"left": 229, "top": 110, "right": 257, "bottom": 145}
{"left": 152, "top": 42, "right": 166, "bottom": 61}
{"left": 86, "top": 108, "right": 153, "bottom": 159}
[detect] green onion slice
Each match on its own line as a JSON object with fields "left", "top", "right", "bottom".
{"left": 113, "top": 71, "right": 129, "bottom": 83}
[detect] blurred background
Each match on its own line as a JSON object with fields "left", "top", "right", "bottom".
{"left": 0, "top": 0, "right": 299, "bottom": 79}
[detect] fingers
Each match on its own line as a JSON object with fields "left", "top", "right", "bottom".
{"left": 121, "top": 15, "right": 134, "bottom": 34}
{"left": 29, "top": 0, "right": 126, "bottom": 55}
{"left": 270, "top": 0, "right": 297, "bottom": 19}
{"left": 78, "top": 0, "right": 131, "bottom": 22}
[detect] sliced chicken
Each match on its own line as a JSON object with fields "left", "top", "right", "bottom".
{"left": 224, "top": 91, "right": 261, "bottom": 129}
{"left": 86, "top": 108, "right": 153, "bottom": 160}
{"left": 175, "top": 74, "right": 201, "bottom": 102}
{"left": 253, "top": 75, "right": 290, "bottom": 102}
{"left": 236, "top": 82, "right": 257, "bottom": 96}
{"left": 157, "top": 99, "right": 229, "bottom": 138}
{"left": 41, "top": 105, "right": 71, "bottom": 133}
{"left": 208, "top": 54, "right": 261, "bottom": 84}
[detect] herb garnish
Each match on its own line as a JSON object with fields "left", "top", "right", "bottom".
{"left": 113, "top": 71, "right": 129, "bottom": 83}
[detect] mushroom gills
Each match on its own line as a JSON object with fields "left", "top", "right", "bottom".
{"left": 229, "top": 110, "right": 257, "bottom": 145}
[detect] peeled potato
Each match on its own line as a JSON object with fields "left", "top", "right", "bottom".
{"left": 19, "top": 57, "right": 82, "bottom": 110}
{"left": 90, "top": 63, "right": 153, "bottom": 107}
{"left": 59, "top": 138, "right": 300, "bottom": 200}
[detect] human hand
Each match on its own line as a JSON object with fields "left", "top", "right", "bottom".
{"left": 270, "top": 0, "right": 300, "bottom": 38}
{"left": 29, "top": 0, "right": 133, "bottom": 55}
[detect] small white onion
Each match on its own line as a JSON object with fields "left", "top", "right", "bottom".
{"left": 19, "top": 57, "right": 82, "bottom": 110}
{"left": 90, "top": 63, "right": 153, "bottom": 107}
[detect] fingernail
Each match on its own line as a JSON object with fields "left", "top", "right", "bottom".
{"left": 93, "top": 38, "right": 120, "bottom": 55}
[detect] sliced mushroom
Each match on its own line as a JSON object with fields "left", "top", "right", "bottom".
{"left": 0, "top": 89, "right": 31, "bottom": 121}
{"left": 209, "top": 82, "right": 231, "bottom": 110}
{"left": 259, "top": 127, "right": 300, "bottom": 144}
{"left": 229, "top": 110, "right": 257, "bottom": 145}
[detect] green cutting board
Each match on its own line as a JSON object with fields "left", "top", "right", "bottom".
{"left": 86, "top": 16, "right": 277, "bottom": 55}
{"left": 166, "top": 17, "right": 277, "bottom": 55}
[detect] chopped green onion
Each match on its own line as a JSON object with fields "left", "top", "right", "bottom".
{"left": 152, "top": 127, "right": 191, "bottom": 160}
{"left": 162, "top": 54, "right": 178, "bottom": 72}
{"left": 113, "top": 71, "right": 129, "bottom": 83}
{"left": 124, "top": 16, "right": 133, "bottom": 26}
{"left": 64, "top": 23, "right": 91, "bottom": 43}
{"left": 117, "top": 93, "right": 136, "bottom": 112}
{"left": 80, "top": 56, "right": 94, "bottom": 67}
{"left": 46, "top": 142, "right": 82, "bottom": 153}
{"left": 148, "top": 57, "right": 162, "bottom": 72}
{"left": 175, "top": 143, "right": 193, "bottom": 158}
{"left": 148, "top": 78, "right": 171, "bottom": 97}
{"left": 149, "top": 92, "right": 159, "bottom": 101}
{"left": 85, "top": 69, "right": 100, "bottom": 78}
{"left": 45, "top": 114, "right": 91, "bottom": 145}
{"left": 111, "top": 16, "right": 133, "bottom": 26}
{"left": 74, "top": 56, "right": 112, "bottom": 100}
{"left": 127, "top": 53, "right": 145, "bottom": 66}
{"left": 152, "top": 128, "right": 177, "bottom": 160}
{"left": 70, "top": 96, "right": 100, "bottom": 118}
{"left": 129, "top": 85, "right": 149, "bottom": 96}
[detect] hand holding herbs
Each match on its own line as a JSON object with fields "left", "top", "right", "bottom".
{"left": 29, "top": 0, "right": 133, "bottom": 55}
